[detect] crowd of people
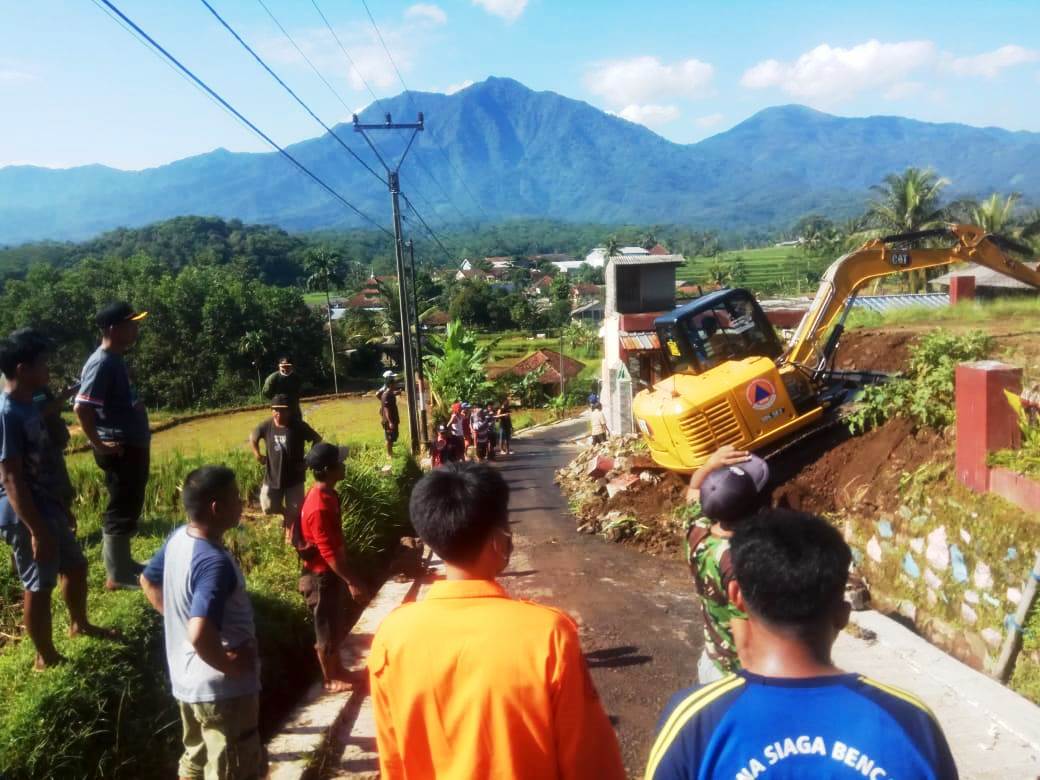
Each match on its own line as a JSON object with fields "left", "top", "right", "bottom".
{"left": 430, "top": 398, "right": 513, "bottom": 467}
{"left": 0, "top": 304, "right": 960, "bottom": 779}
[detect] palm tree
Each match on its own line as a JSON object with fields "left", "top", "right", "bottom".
{"left": 641, "top": 232, "right": 658, "bottom": 251}
{"left": 238, "top": 330, "right": 267, "bottom": 396}
{"left": 604, "top": 236, "right": 620, "bottom": 264}
{"left": 863, "top": 168, "right": 949, "bottom": 292}
{"left": 971, "top": 193, "right": 1020, "bottom": 234}
{"left": 304, "top": 246, "right": 346, "bottom": 394}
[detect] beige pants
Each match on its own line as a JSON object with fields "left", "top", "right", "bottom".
{"left": 259, "top": 482, "right": 305, "bottom": 529}
{"left": 177, "top": 694, "right": 261, "bottom": 780}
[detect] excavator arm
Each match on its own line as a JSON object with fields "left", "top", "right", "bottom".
{"left": 783, "top": 223, "right": 1040, "bottom": 370}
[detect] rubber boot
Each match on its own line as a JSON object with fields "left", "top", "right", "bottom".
{"left": 103, "top": 534, "right": 141, "bottom": 591}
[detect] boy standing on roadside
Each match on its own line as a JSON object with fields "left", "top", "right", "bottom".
{"left": 250, "top": 394, "right": 321, "bottom": 544}
{"left": 0, "top": 329, "right": 117, "bottom": 669}
{"left": 369, "top": 463, "right": 626, "bottom": 780}
{"left": 684, "top": 445, "right": 770, "bottom": 682}
{"left": 140, "top": 466, "right": 261, "bottom": 780}
{"left": 298, "top": 442, "right": 368, "bottom": 692}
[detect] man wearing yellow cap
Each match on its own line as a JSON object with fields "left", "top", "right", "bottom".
{"left": 75, "top": 301, "right": 151, "bottom": 590}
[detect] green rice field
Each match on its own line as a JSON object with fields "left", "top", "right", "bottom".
{"left": 677, "top": 246, "right": 834, "bottom": 294}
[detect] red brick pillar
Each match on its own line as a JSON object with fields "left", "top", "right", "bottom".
{"left": 949, "top": 276, "right": 975, "bottom": 304}
{"left": 955, "top": 361, "right": 1022, "bottom": 492}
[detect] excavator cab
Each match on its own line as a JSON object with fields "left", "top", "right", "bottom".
{"left": 656, "top": 289, "right": 783, "bottom": 376}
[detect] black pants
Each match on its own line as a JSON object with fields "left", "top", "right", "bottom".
{"left": 94, "top": 444, "right": 150, "bottom": 536}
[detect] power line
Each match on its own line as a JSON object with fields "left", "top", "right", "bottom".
{"left": 401, "top": 194, "right": 456, "bottom": 266}
{"left": 309, "top": 0, "right": 471, "bottom": 230}
{"left": 358, "top": 0, "right": 491, "bottom": 223}
{"left": 92, "top": 0, "right": 393, "bottom": 237}
{"left": 254, "top": 0, "right": 354, "bottom": 120}
{"left": 200, "top": 0, "right": 386, "bottom": 186}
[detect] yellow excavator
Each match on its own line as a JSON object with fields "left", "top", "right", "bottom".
{"left": 631, "top": 224, "right": 1040, "bottom": 472}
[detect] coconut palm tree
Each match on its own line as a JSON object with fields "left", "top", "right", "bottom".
{"left": 971, "top": 193, "right": 1020, "bottom": 233}
{"left": 304, "top": 246, "right": 347, "bottom": 394}
{"left": 862, "top": 168, "right": 949, "bottom": 292}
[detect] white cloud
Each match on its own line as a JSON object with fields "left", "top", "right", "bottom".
{"left": 693, "top": 112, "right": 724, "bottom": 129}
{"left": 472, "top": 0, "right": 527, "bottom": 22}
{"left": 615, "top": 104, "right": 680, "bottom": 128}
{"left": 444, "top": 79, "right": 475, "bottom": 94}
{"left": 258, "top": 24, "right": 420, "bottom": 94}
{"left": 405, "top": 4, "right": 447, "bottom": 26}
{"left": 944, "top": 45, "right": 1040, "bottom": 77}
{"left": 741, "top": 39, "right": 936, "bottom": 102}
{"left": 585, "top": 56, "right": 714, "bottom": 107}
{"left": 0, "top": 68, "right": 33, "bottom": 84}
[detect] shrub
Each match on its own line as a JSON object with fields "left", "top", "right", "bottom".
{"left": 848, "top": 330, "right": 991, "bottom": 434}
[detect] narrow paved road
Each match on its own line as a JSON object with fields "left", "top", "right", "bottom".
{"left": 497, "top": 419, "right": 703, "bottom": 778}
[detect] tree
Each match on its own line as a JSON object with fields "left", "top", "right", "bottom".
{"left": 862, "top": 168, "right": 949, "bottom": 292}
{"left": 304, "top": 246, "right": 347, "bottom": 394}
{"left": 238, "top": 330, "right": 267, "bottom": 396}
{"left": 641, "top": 232, "right": 658, "bottom": 250}
{"left": 971, "top": 193, "right": 1019, "bottom": 234}
{"left": 424, "top": 321, "right": 495, "bottom": 413}
{"left": 604, "top": 236, "right": 620, "bottom": 264}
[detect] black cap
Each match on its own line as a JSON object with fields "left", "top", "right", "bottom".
{"left": 305, "top": 442, "right": 349, "bottom": 470}
{"left": 96, "top": 301, "right": 148, "bottom": 330}
{"left": 700, "top": 455, "right": 770, "bottom": 524}
{"left": 270, "top": 394, "right": 293, "bottom": 409}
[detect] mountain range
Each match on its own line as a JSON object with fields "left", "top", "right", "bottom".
{"left": 3, "top": 76, "right": 1040, "bottom": 244}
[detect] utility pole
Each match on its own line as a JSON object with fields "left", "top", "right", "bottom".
{"left": 354, "top": 112, "right": 424, "bottom": 454}
{"left": 407, "top": 239, "right": 430, "bottom": 445}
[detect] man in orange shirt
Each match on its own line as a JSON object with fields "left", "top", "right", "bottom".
{"left": 368, "top": 463, "right": 625, "bottom": 780}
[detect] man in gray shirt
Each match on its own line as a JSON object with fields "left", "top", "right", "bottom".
{"left": 75, "top": 301, "right": 150, "bottom": 590}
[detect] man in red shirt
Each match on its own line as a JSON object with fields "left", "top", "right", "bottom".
{"left": 299, "top": 442, "right": 367, "bottom": 692}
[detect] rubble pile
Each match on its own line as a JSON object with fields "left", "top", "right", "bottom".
{"left": 555, "top": 435, "right": 689, "bottom": 553}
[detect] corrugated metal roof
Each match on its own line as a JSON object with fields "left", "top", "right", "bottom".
{"left": 609, "top": 253, "right": 685, "bottom": 266}
{"left": 930, "top": 261, "right": 1040, "bottom": 290}
{"left": 619, "top": 331, "right": 661, "bottom": 350}
{"left": 851, "top": 293, "right": 949, "bottom": 313}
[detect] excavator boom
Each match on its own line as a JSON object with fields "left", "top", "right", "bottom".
{"left": 783, "top": 224, "right": 1040, "bottom": 369}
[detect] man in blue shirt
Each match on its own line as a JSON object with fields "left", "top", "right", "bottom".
{"left": 0, "top": 328, "right": 115, "bottom": 668}
{"left": 140, "top": 465, "right": 261, "bottom": 780}
{"left": 646, "top": 509, "right": 957, "bottom": 780}
{"left": 75, "top": 301, "right": 150, "bottom": 590}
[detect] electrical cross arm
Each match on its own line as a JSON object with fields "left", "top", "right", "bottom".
{"left": 783, "top": 223, "right": 1040, "bottom": 368}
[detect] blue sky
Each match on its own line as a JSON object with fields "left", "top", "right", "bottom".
{"left": 2, "top": 0, "right": 1039, "bottom": 170}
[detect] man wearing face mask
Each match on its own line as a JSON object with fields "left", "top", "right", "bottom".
{"left": 368, "top": 463, "right": 625, "bottom": 780}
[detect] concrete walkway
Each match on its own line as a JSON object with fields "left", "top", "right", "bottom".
{"left": 265, "top": 419, "right": 1040, "bottom": 780}
{"left": 836, "top": 611, "right": 1040, "bottom": 779}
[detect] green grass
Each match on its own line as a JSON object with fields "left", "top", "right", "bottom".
{"left": 846, "top": 297, "right": 1040, "bottom": 330}
{"left": 66, "top": 397, "right": 398, "bottom": 470}
{"left": 677, "top": 246, "right": 832, "bottom": 294}
{"left": 0, "top": 440, "right": 419, "bottom": 778}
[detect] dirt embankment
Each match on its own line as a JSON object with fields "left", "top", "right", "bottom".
{"left": 832, "top": 329, "right": 916, "bottom": 374}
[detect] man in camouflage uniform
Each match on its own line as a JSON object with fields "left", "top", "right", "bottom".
{"left": 683, "top": 446, "right": 770, "bottom": 682}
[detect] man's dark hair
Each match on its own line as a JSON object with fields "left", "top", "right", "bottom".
{"left": 409, "top": 463, "right": 509, "bottom": 564}
{"left": 730, "top": 509, "right": 851, "bottom": 630}
{"left": 0, "top": 328, "right": 50, "bottom": 379}
{"left": 182, "top": 465, "right": 238, "bottom": 521}
{"left": 278, "top": 356, "right": 292, "bottom": 365}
